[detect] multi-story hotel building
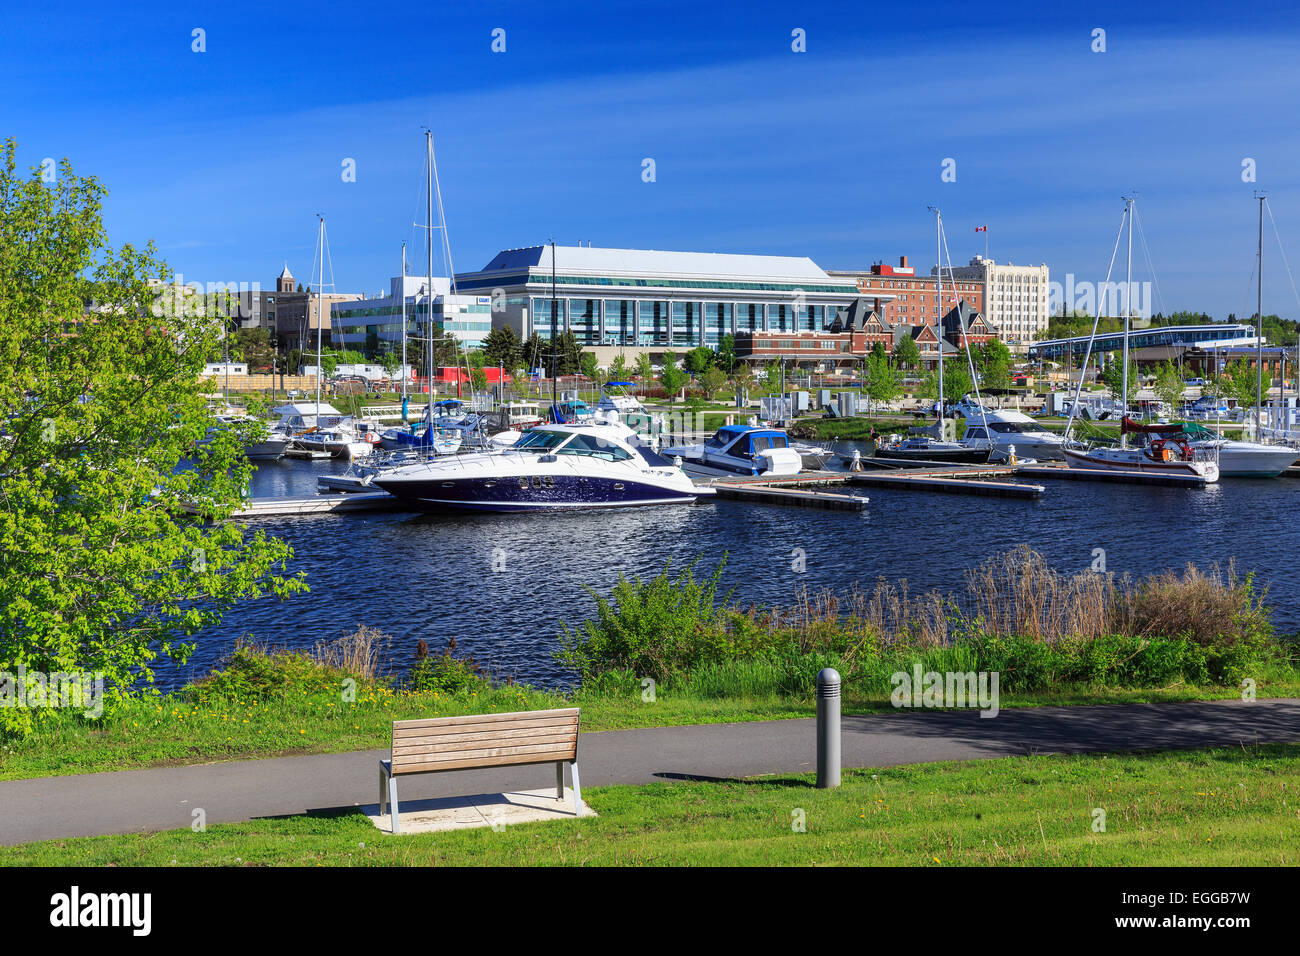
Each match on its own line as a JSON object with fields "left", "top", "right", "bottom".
{"left": 828, "top": 256, "right": 985, "bottom": 330}
{"left": 943, "top": 256, "right": 1049, "bottom": 352}
{"left": 453, "top": 245, "right": 879, "bottom": 365}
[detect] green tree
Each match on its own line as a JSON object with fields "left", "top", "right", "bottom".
{"left": 482, "top": 325, "right": 522, "bottom": 371}
{"left": 233, "top": 327, "right": 274, "bottom": 371}
{"left": 579, "top": 351, "right": 601, "bottom": 382}
{"left": 660, "top": 351, "right": 688, "bottom": 404}
{"left": 716, "top": 333, "right": 737, "bottom": 373}
{"left": 762, "top": 360, "right": 783, "bottom": 394}
{"left": 1153, "top": 360, "right": 1186, "bottom": 411}
{"left": 700, "top": 366, "right": 728, "bottom": 399}
{"left": 0, "top": 141, "right": 305, "bottom": 735}
{"left": 976, "top": 339, "right": 1012, "bottom": 390}
{"left": 893, "top": 335, "right": 920, "bottom": 371}
{"left": 608, "top": 353, "right": 629, "bottom": 383}
{"left": 522, "top": 332, "right": 545, "bottom": 374}
{"left": 684, "top": 346, "right": 714, "bottom": 376}
{"left": 378, "top": 348, "right": 400, "bottom": 378}
{"left": 635, "top": 352, "right": 654, "bottom": 384}
{"left": 1100, "top": 353, "right": 1139, "bottom": 402}
{"left": 863, "top": 348, "right": 900, "bottom": 406}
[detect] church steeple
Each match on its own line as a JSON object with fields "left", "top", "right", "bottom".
{"left": 276, "top": 263, "right": 294, "bottom": 293}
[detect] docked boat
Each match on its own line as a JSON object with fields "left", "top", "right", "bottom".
{"left": 272, "top": 402, "right": 376, "bottom": 460}
{"left": 1061, "top": 441, "right": 1220, "bottom": 481}
{"left": 661, "top": 424, "right": 804, "bottom": 478}
{"left": 954, "top": 401, "right": 1068, "bottom": 462}
{"left": 1126, "top": 419, "right": 1295, "bottom": 478}
{"left": 371, "top": 421, "right": 699, "bottom": 511}
{"left": 378, "top": 422, "right": 463, "bottom": 456}
{"left": 876, "top": 434, "right": 990, "bottom": 464}
{"left": 208, "top": 414, "right": 291, "bottom": 461}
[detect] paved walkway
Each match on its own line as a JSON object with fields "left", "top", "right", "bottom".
{"left": 1, "top": 698, "right": 1296, "bottom": 846}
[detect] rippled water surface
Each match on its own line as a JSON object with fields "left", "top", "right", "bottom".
{"left": 158, "top": 443, "right": 1300, "bottom": 689}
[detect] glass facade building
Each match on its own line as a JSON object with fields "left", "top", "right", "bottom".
{"left": 455, "top": 245, "right": 873, "bottom": 351}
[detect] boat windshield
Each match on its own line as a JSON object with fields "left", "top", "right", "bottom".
{"left": 988, "top": 421, "right": 1044, "bottom": 435}
{"left": 752, "top": 435, "right": 789, "bottom": 451}
{"left": 513, "top": 430, "right": 572, "bottom": 453}
{"left": 554, "top": 432, "right": 634, "bottom": 461}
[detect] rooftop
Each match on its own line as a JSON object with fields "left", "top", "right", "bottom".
{"left": 473, "top": 245, "right": 845, "bottom": 282}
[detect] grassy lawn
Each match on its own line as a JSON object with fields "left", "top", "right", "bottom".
{"left": 2, "top": 675, "right": 1297, "bottom": 783}
{"left": 4, "top": 744, "right": 1295, "bottom": 866}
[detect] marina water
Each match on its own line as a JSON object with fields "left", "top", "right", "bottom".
{"left": 158, "top": 445, "right": 1300, "bottom": 690}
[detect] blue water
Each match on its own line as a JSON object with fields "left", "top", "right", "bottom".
{"left": 157, "top": 445, "right": 1300, "bottom": 690}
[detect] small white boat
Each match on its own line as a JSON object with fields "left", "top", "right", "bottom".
{"left": 272, "top": 402, "right": 377, "bottom": 460}
{"left": 661, "top": 424, "right": 804, "bottom": 478}
{"left": 1063, "top": 439, "right": 1220, "bottom": 481}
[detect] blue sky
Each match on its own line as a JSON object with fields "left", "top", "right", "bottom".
{"left": 6, "top": 0, "right": 1300, "bottom": 318}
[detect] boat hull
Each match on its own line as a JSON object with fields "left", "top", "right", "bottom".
{"left": 373, "top": 473, "right": 697, "bottom": 512}
{"left": 1063, "top": 448, "right": 1219, "bottom": 482}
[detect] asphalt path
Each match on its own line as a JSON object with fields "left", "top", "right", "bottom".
{"left": 1, "top": 698, "right": 1296, "bottom": 846}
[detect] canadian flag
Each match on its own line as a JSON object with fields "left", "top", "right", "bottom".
{"left": 975, "top": 225, "right": 988, "bottom": 232}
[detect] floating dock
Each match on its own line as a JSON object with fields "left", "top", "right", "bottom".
{"left": 708, "top": 481, "right": 868, "bottom": 511}
{"left": 1016, "top": 464, "right": 1209, "bottom": 488}
{"left": 844, "top": 471, "right": 1044, "bottom": 499}
{"left": 224, "top": 492, "right": 413, "bottom": 517}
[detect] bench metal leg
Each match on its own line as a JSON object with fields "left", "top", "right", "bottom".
{"left": 570, "top": 761, "right": 582, "bottom": 816}
{"left": 556, "top": 762, "right": 565, "bottom": 801}
{"left": 379, "top": 765, "right": 388, "bottom": 817}
{"left": 388, "top": 775, "right": 401, "bottom": 834}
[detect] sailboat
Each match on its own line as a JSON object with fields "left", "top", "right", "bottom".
{"left": 287, "top": 216, "right": 376, "bottom": 460}
{"left": 1061, "top": 197, "right": 1219, "bottom": 481}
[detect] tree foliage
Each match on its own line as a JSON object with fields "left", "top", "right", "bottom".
{"left": 893, "top": 335, "right": 920, "bottom": 370}
{"left": 0, "top": 141, "right": 305, "bottom": 734}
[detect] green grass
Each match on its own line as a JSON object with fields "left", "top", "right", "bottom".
{"left": 3, "top": 670, "right": 1296, "bottom": 783}
{"left": 4, "top": 744, "right": 1295, "bottom": 866}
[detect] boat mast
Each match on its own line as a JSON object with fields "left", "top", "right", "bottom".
{"left": 425, "top": 130, "right": 434, "bottom": 441}
{"left": 551, "top": 240, "right": 558, "bottom": 415}
{"left": 932, "top": 207, "right": 944, "bottom": 433}
{"left": 400, "top": 240, "right": 407, "bottom": 409}
{"left": 1257, "top": 192, "right": 1265, "bottom": 440}
{"left": 316, "top": 215, "right": 324, "bottom": 425}
{"left": 1120, "top": 195, "right": 1133, "bottom": 448}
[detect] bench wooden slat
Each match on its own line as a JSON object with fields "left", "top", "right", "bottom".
{"left": 392, "top": 714, "right": 578, "bottom": 741}
{"left": 392, "top": 708, "right": 579, "bottom": 733}
{"left": 393, "top": 750, "right": 578, "bottom": 774}
{"left": 394, "top": 727, "right": 577, "bottom": 753}
{"left": 394, "top": 719, "right": 576, "bottom": 742}
{"left": 393, "top": 740, "right": 578, "bottom": 772}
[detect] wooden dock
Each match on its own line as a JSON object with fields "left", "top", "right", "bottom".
{"left": 1016, "top": 464, "right": 1209, "bottom": 488}
{"left": 226, "top": 492, "right": 413, "bottom": 517}
{"left": 844, "top": 472, "right": 1044, "bottom": 499}
{"left": 709, "top": 481, "right": 868, "bottom": 510}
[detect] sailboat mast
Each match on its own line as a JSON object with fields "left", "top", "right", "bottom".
{"left": 401, "top": 241, "right": 407, "bottom": 407}
{"left": 1257, "top": 193, "right": 1265, "bottom": 439}
{"left": 1120, "top": 196, "right": 1134, "bottom": 447}
{"left": 316, "top": 216, "right": 324, "bottom": 423}
{"left": 551, "top": 240, "right": 558, "bottom": 414}
{"left": 934, "top": 208, "right": 944, "bottom": 429}
{"left": 426, "top": 130, "right": 434, "bottom": 437}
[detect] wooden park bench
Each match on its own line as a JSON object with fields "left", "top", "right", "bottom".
{"left": 378, "top": 708, "right": 581, "bottom": 833}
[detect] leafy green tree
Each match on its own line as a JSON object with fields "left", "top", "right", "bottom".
{"left": 1153, "top": 361, "right": 1186, "bottom": 411}
{"left": 232, "top": 327, "right": 274, "bottom": 371}
{"left": 700, "top": 367, "right": 728, "bottom": 399}
{"left": 579, "top": 351, "right": 601, "bottom": 382}
{"left": 0, "top": 140, "right": 304, "bottom": 735}
{"left": 684, "top": 346, "right": 714, "bottom": 376}
{"left": 715, "top": 333, "right": 737, "bottom": 373}
{"left": 762, "top": 360, "right": 783, "bottom": 394}
{"left": 863, "top": 348, "right": 900, "bottom": 406}
{"left": 482, "top": 325, "right": 522, "bottom": 371}
{"left": 608, "top": 353, "right": 629, "bottom": 383}
{"left": 893, "top": 334, "right": 920, "bottom": 371}
{"left": 378, "top": 348, "right": 400, "bottom": 378}
{"left": 635, "top": 351, "right": 654, "bottom": 384}
{"left": 975, "top": 339, "right": 1011, "bottom": 389}
{"left": 1100, "top": 353, "right": 1139, "bottom": 401}
{"left": 659, "top": 351, "right": 688, "bottom": 404}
